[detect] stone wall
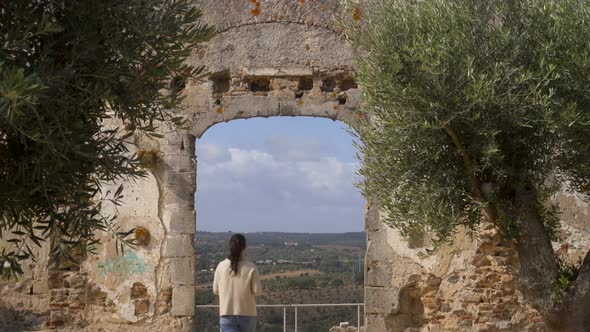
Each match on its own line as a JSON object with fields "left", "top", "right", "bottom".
{"left": 0, "top": 241, "right": 50, "bottom": 331}
{"left": 365, "top": 188, "right": 590, "bottom": 332}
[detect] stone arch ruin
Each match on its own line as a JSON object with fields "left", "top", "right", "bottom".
{"left": 2, "top": 1, "right": 590, "bottom": 331}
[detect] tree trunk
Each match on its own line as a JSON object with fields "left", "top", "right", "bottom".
{"left": 566, "top": 247, "right": 590, "bottom": 331}
{"left": 512, "top": 188, "right": 590, "bottom": 331}
{"left": 444, "top": 125, "right": 590, "bottom": 330}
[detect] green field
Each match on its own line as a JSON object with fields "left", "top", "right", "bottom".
{"left": 195, "top": 231, "right": 365, "bottom": 331}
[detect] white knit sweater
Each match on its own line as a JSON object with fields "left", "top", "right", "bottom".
{"left": 213, "top": 258, "right": 263, "bottom": 316}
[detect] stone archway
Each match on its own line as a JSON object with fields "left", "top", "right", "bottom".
{"left": 137, "top": 1, "right": 395, "bottom": 328}
{"left": 65, "top": 2, "right": 385, "bottom": 329}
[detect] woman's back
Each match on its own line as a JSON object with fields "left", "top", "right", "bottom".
{"left": 213, "top": 258, "right": 262, "bottom": 317}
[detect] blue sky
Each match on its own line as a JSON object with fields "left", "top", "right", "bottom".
{"left": 194, "top": 117, "right": 365, "bottom": 233}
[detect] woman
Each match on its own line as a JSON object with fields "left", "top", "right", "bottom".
{"left": 213, "top": 233, "right": 262, "bottom": 332}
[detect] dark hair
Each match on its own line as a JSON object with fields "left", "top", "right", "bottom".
{"left": 228, "top": 234, "right": 246, "bottom": 274}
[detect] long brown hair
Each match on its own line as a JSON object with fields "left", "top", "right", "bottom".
{"left": 228, "top": 234, "right": 246, "bottom": 274}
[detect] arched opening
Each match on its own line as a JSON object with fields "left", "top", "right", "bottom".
{"left": 194, "top": 116, "right": 366, "bottom": 331}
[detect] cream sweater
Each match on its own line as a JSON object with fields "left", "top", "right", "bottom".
{"left": 213, "top": 258, "right": 262, "bottom": 316}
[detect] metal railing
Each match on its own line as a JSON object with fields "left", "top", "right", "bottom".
{"left": 197, "top": 303, "right": 364, "bottom": 332}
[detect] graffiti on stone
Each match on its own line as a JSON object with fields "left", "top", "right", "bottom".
{"left": 98, "top": 252, "right": 150, "bottom": 276}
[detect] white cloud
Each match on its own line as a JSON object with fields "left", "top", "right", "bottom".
{"left": 264, "top": 136, "right": 322, "bottom": 162}
{"left": 197, "top": 143, "right": 231, "bottom": 164}
{"left": 195, "top": 142, "right": 364, "bottom": 232}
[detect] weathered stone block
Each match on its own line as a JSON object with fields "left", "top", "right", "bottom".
{"left": 162, "top": 170, "right": 196, "bottom": 187}
{"left": 162, "top": 154, "right": 195, "bottom": 173}
{"left": 63, "top": 272, "right": 86, "bottom": 289}
{"left": 270, "top": 77, "right": 299, "bottom": 91}
{"left": 67, "top": 288, "right": 86, "bottom": 303}
{"left": 163, "top": 235, "right": 195, "bottom": 257}
{"left": 162, "top": 210, "right": 196, "bottom": 234}
{"left": 48, "top": 272, "right": 64, "bottom": 289}
{"left": 32, "top": 279, "right": 50, "bottom": 295}
{"left": 365, "top": 263, "right": 392, "bottom": 287}
{"left": 278, "top": 100, "right": 300, "bottom": 116}
{"left": 171, "top": 257, "right": 195, "bottom": 286}
{"left": 161, "top": 185, "right": 195, "bottom": 210}
{"left": 221, "top": 95, "right": 280, "bottom": 119}
{"left": 365, "top": 287, "right": 399, "bottom": 315}
{"left": 364, "top": 314, "right": 388, "bottom": 332}
{"left": 171, "top": 285, "right": 195, "bottom": 316}
{"left": 48, "top": 310, "right": 68, "bottom": 325}
{"left": 184, "top": 82, "right": 211, "bottom": 110}
{"left": 161, "top": 133, "right": 195, "bottom": 150}
{"left": 50, "top": 289, "right": 69, "bottom": 302}
{"left": 160, "top": 143, "right": 192, "bottom": 156}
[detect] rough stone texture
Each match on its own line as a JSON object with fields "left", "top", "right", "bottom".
{"left": 553, "top": 190, "right": 590, "bottom": 265}
{"left": 360, "top": 184, "right": 589, "bottom": 332}
{"left": 365, "top": 287, "right": 399, "bottom": 315}
{"left": 0, "top": 241, "right": 50, "bottom": 331}
{"left": 163, "top": 235, "right": 195, "bottom": 258}
{"left": 171, "top": 285, "right": 196, "bottom": 317}
{"left": 403, "top": 225, "right": 543, "bottom": 332}
{"left": 162, "top": 210, "right": 197, "bottom": 234}
{"left": 1, "top": 1, "right": 590, "bottom": 331}
{"left": 171, "top": 257, "right": 195, "bottom": 286}
{"left": 330, "top": 325, "right": 360, "bottom": 332}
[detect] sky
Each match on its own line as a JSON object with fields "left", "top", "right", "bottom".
{"left": 195, "top": 117, "right": 365, "bottom": 233}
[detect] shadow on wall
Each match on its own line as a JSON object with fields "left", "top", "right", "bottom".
{"left": 0, "top": 303, "right": 47, "bottom": 331}
{"left": 388, "top": 284, "right": 426, "bottom": 332}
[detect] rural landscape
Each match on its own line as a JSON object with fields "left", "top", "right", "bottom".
{"left": 195, "top": 232, "right": 365, "bottom": 331}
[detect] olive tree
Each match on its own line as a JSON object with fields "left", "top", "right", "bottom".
{"left": 345, "top": 0, "right": 590, "bottom": 330}
{"left": 0, "top": 1, "right": 214, "bottom": 276}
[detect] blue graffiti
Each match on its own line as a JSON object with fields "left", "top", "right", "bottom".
{"left": 98, "top": 252, "right": 150, "bottom": 276}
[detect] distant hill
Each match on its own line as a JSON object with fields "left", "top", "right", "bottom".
{"left": 196, "top": 231, "right": 366, "bottom": 249}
